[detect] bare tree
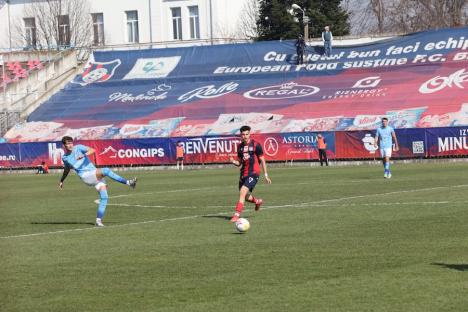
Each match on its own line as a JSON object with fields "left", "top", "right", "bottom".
{"left": 345, "top": 0, "right": 468, "bottom": 35}
{"left": 238, "top": 0, "right": 260, "bottom": 39}
{"left": 13, "top": 0, "right": 92, "bottom": 50}
{"left": 369, "top": 0, "right": 386, "bottom": 33}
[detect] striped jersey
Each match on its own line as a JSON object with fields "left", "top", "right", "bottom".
{"left": 237, "top": 139, "right": 263, "bottom": 177}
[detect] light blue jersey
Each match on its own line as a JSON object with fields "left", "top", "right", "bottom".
{"left": 376, "top": 126, "right": 395, "bottom": 149}
{"left": 62, "top": 144, "right": 96, "bottom": 178}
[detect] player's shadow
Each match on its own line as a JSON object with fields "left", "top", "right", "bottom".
{"left": 31, "top": 221, "right": 96, "bottom": 226}
{"left": 431, "top": 262, "right": 468, "bottom": 271}
{"left": 202, "top": 215, "right": 231, "bottom": 221}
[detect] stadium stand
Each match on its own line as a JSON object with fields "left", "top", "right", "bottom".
{"left": 1, "top": 27, "right": 467, "bottom": 167}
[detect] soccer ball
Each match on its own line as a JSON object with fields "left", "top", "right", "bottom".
{"left": 235, "top": 218, "right": 250, "bottom": 233}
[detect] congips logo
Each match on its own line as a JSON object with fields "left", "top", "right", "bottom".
{"left": 99, "top": 146, "right": 165, "bottom": 158}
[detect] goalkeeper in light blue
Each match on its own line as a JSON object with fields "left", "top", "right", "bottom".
{"left": 59, "top": 136, "right": 137, "bottom": 227}
{"left": 374, "top": 118, "right": 399, "bottom": 179}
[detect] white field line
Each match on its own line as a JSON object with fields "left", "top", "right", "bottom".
{"left": 1, "top": 184, "right": 467, "bottom": 239}
{"left": 108, "top": 178, "right": 393, "bottom": 199}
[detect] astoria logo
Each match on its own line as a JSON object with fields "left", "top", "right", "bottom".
{"left": 419, "top": 68, "right": 468, "bottom": 94}
{"left": 243, "top": 82, "right": 320, "bottom": 100}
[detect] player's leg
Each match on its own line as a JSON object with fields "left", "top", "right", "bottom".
{"left": 380, "top": 149, "right": 387, "bottom": 177}
{"left": 181, "top": 159, "right": 184, "bottom": 171}
{"left": 244, "top": 175, "right": 262, "bottom": 211}
{"left": 231, "top": 185, "right": 250, "bottom": 222}
{"left": 97, "top": 168, "right": 137, "bottom": 188}
{"left": 95, "top": 184, "right": 108, "bottom": 227}
{"left": 176, "top": 160, "right": 180, "bottom": 170}
{"left": 324, "top": 150, "right": 329, "bottom": 166}
{"left": 319, "top": 149, "right": 324, "bottom": 166}
{"left": 385, "top": 155, "right": 392, "bottom": 178}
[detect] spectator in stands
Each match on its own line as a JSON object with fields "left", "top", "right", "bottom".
{"left": 37, "top": 161, "right": 49, "bottom": 174}
{"left": 316, "top": 134, "right": 329, "bottom": 166}
{"left": 295, "top": 34, "right": 306, "bottom": 65}
{"left": 176, "top": 141, "right": 184, "bottom": 170}
{"left": 322, "top": 26, "right": 333, "bottom": 57}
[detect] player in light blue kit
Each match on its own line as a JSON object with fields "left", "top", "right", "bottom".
{"left": 374, "top": 118, "right": 399, "bottom": 178}
{"left": 59, "top": 136, "right": 137, "bottom": 227}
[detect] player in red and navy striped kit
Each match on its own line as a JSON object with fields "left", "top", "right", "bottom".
{"left": 229, "top": 125, "right": 272, "bottom": 222}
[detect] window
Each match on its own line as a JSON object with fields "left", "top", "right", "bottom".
{"left": 126, "top": 11, "right": 139, "bottom": 43}
{"left": 58, "top": 15, "right": 70, "bottom": 46}
{"left": 92, "top": 13, "right": 105, "bottom": 46}
{"left": 171, "top": 7, "right": 182, "bottom": 40}
{"left": 188, "top": 6, "right": 200, "bottom": 39}
{"left": 24, "top": 17, "right": 36, "bottom": 48}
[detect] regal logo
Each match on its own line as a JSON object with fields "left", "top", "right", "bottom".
{"left": 243, "top": 81, "right": 319, "bottom": 100}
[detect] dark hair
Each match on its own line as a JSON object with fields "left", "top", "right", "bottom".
{"left": 381, "top": 117, "right": 388, "bottom": 121}
{"left": 61, "top": 136, "right": 73, "bottom": 144}
{"left": 240, "top": 125, "right": 251, "bottom": 133}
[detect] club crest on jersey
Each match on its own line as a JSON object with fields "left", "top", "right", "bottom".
{"left": 72, "top": 59, "right": 121, "bottom": 86}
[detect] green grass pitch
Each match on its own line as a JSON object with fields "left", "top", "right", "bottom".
{"left": 1, "top": 162, "right": 468, "bottom": 311}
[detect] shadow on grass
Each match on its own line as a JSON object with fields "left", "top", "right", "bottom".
{"left": 202, "top": 215, "right": 231, "bottom": 220}
{"left": 431, "top": 262, "right": 468, "bottom": 271}
{"left": 31, "top": 221, "right": 96, "bottom": 226}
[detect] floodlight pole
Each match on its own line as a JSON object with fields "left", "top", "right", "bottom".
{"left": 291, "top": 4, "right": 309, "bottom": 40}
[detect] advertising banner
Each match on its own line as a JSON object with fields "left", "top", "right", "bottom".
{"left": 4, "top": 127, "right": 468, "bottom": 168}
{"left": 426, "top": 127, "right": 468, "bottom": 156}
{"left": 335, "top": 128, "right": 426, "bottom": 159}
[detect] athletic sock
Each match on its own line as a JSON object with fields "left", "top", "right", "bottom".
{"left": 235, "top": 202, "right": 244, "bottom": 214}
{"left": 101, "top": 167, "right": 127, "bottom": 184}
{"left": 384, "top": 162, "right": 390, "bottom": 172}
{"left": 246, "top": 195, "right": 257, "bottom": 204}
{"left": 97, "top": 189, "right": 108, "bottom": 219}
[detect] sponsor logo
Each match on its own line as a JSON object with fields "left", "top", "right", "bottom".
{"left": 72, "top": 59, "right": 121, "bottom": 86}
{"left": 48, "top": 143, "right": 65, "bottom": 165}
{"left": 263, "top": 137, "right": 279, "bottom": 156}
{"left": 362, "top": 134, "right": 378, "bottom": 154}
{"left": 419, "top": 68, "right": 468, "bottom": 94}
{"left": 438, "top": 136, "right": 468, "bottom": 153}
{"left": 183, "top": 137, "right": 240, "bottom": 154}
{"left": 123, "top": 57, "right": 181, "bottom": 80}
{"left": 99, "top": 145, "right": 165, "bottom": 158}
{"left": 322, "top": 76, "right": 386, "bottom": 100}
{"left": 108, "top": 84, "right": 171, "bottom": 103}
{"left": 0, "top": 154, "right": 16, "bottom": 161}
{"left": 244, "top": 82, "right": 319, "bottom": 100}
{"left": 412, "top": 141, "right": 425, "bottom": 154}
{"left": 282, "top": 134, "right": 318, "bottom": 155}
{"left": 352, "top": 76, "right": 381, "bottom": 88}
{"left": 178, "top": 82, "right": 239, "bottom": 103}
{"left": 99, "top": 146, "right": 118, "bottom": 158}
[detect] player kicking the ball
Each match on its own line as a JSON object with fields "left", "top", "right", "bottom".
{"left": 59, "top": 136, "right": 137, "bottom": 227}
{"left": 229, "top": 125, "right": 271, "bottom": 222}
{"left": 374, "top": 117, "right": 399, "bottom": 178}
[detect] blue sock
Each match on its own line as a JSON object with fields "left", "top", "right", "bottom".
{"left": 384, "top": 162, "right": 390, "bottom": 172}
{"left": 97, "top": 189, "right": 108, "bottom": 219}
{"left": 102, "top": 167, "right": 127, "bottom": 184}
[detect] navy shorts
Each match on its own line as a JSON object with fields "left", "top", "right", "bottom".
{"left": 239, "top": 175, "right": 259, "bottom": 192}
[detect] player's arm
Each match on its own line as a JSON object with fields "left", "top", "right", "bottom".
{"left": 229, "top": 156, "right": 241, "bottom": 167}
{"left": 76, "top": 145, "right": 95, "bottom": 160}
{"left": 392, "top": 131, "right": 399, "bottom": 151}
{"left": 374, "top": 130, "right": 380, "bottom": 148}
{"left": 259, "top": 155, "right": 272, "bottom": 184}
{"left": 59, "top": 165, "right": 71, "bottom": 189}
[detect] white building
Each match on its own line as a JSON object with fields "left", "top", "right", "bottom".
{"left": 0, "top": 0, "right": 251, "bottom": 50}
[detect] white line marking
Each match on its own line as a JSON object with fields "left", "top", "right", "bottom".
{"left": 1, "top": 184, "right": 467, "bottom": 239}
